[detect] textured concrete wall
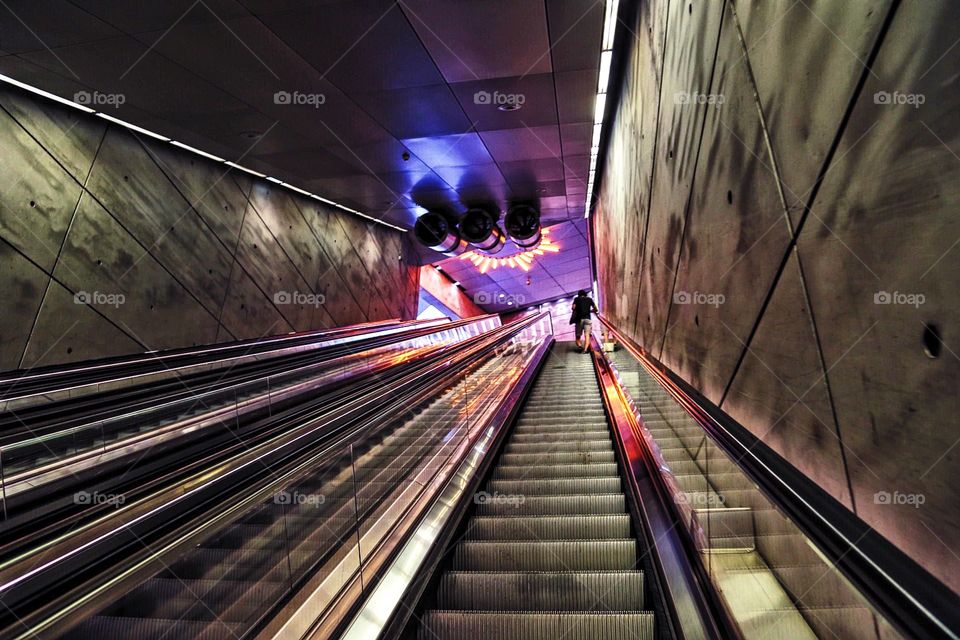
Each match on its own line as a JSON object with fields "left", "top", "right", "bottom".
{"left": 419, "top": 266, "right": 485, "bottom": 319}
{"left": 594, "top": 0, "right": 959, "bottom": 592}
{"left": 0, "top": 85, "right": 420, "bottom": 371}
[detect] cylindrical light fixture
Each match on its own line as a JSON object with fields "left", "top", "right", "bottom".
{"left": 459, "top": 207, "right": 506, "bottom": 254}
{"left": 414, "top": 211, "right": 467, "bottom": 255}
{"left": 504, "top": 203, "right": 541, "bottom": 249}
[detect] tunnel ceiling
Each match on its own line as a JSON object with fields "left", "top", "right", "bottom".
{"left": 0, "top": 0, "right": 602, "bottom": 307}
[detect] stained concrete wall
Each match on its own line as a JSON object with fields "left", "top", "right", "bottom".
{"left": 419, "top": 266, "right": 485, "bottom": 319}
{"left": 594, "top": 0, "right": 959, "bottom": 593}
{"left": 0, "top": 84, "right": 419, "bottom": 371}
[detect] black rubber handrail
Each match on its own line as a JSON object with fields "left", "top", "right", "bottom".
{"left": 598, "top": 315, "right": 960, "bottom": 640}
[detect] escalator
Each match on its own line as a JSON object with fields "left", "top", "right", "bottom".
{"left": 416, "top": 346, "right": 656, "bottom": 638}
{"left": 2, "top": 319, "right": 956, "bottom": 640}
{"left": 63, "top": 369, "right": 501, "bottom": 640}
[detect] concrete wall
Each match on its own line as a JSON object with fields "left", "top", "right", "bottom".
{"left": 594, "top": 0, "right": 959, "bottom": 592}
{"left": 418, "top": 265, "right": 486, "bottom": 319}
{"left": 0, "top": 84, "right": 419, "bottom": 371}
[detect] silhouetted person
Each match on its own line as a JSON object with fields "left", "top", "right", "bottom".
{"left": 570, "top": 290, "right": 598, "bottom": 353}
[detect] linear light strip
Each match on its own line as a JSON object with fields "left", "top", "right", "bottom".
{"left": 0, "top": 73, "right": 405, "bottom": 233}
{"left": 586, "top": 0, "right": 619, "bottom": 219}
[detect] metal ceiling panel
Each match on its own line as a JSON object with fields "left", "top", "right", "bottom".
{"left": 353, "top": 83, "right": 472, "bottom": 139}
{"left": 559, "top": 122, "right": 594, "bottom": 155}
{"left": 545, "top": 0, "right": 605, "bottom": 72}
{"left": 401, "top": 132, "right": 494, "bottom": 167}
{"left": 71, "top": 0, "right": 249, "bottom": 34}
{"left": 554, "top": 69, "right": 598, "bottom": 124}
{"left": 479, "top": 125, "right": 562, "bottom": 163}
{"left": 449, "top": 73, "right": 559, "bottom": 131}
{"left": 432, "top": 164, "right": 507, "bottom": 190}
{"left": 400, "top": 0, "right": 552, "bottom": 83}
{"left": 0, "top": 1, "right": 120, "bottom": 53}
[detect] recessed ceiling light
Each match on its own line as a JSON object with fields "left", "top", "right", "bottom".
{"left": 497, "top": 103, "right": 522, "bottom": 112}
{"left": 239, "top": 130, "right": 263, "bottom": 140}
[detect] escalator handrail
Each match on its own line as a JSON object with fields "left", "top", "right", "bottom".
{"left": 0, "top": 317, "right": 465, "bottom": 408}
{"left": 0, "top": 314, "right": 500, "bottom": 542}
{"left": 591, "top": 340, "right": 740, "bottom": 640}
{"left": 597, "top": 315, "right": 960, "bottom": 640}
{"left": 0, "top": 314, "right": 495, "bottom": 445}
{"left": 0, "top": 312, "right": 549, "bottom": 637}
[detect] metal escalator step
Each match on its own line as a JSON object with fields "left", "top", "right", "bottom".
{"left": 492, "top": 462, "right": 619, "bottom": 479}
{"left": 452, "top": 540, "right": 636, "bottom": 570}
{"left": 465, "top": 514, "right": 631, "bottom": 540}
{"left": 523, "top": 400, "right": 604, "bottom": 407}
{"left": 497, "top": 450, "right": 615, "bottom": 465}
{"left": 436, "top": 570, "right": 645, "bottom": 610}
{"left": 510, "top": 431, "right": 610, "bottom": 442}
{"left": 477, "top": 493, "right": 626, "bottom": 516}
{"left": 504, "top": 440, "right": 612, "bottom": 454}
{"left": 487, "top": 477, "right": 621, "bottom": 495}
{"left": 418, "top": 611, "right": 654, "bottom": 640}
{"left": 513, "top": 421, "right": 608, "bottom": 432}
{"left": 64, "top": 616, "right": 244, "bottom": 640}
{"left": 518, "top": 409, "right": 606, "bottom": 418}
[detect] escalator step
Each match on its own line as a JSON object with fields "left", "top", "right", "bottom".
{"left": 498, "top": 450, "right": 615, "bottom": 465}
{"left": 510, "top": 431, "right": 610, "bottom": 443}
{"left": 418, "top": 610, "right": 654, "bottom": 640}
{"left": 492, "top": 462, "right": 619, "bottom": 479}
{"left": 436, "top": 570, "right": 645, "bottom": 610}
{"left": 487, "top": 477, "right": 621, "bottom": 495}
{"left": 504, "top": 440, "right": 612, "bottom": 454}
{"left": 512, "top": 421, "right": 608, "bottom": 432}
{"left": 465, "top": 514, "right": 631, "bottom": 540}
{"left": 452, "top": 540, "right": 637, "bottom": 570}
{"left": 65, "top": 616, "right": 244, "bottom": 640}
{"left": 476, "top": 493, "right": 626, "bottom": 516}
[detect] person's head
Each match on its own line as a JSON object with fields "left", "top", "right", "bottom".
{"left": 577, "top": 290, "right": 587, "bottom": 297}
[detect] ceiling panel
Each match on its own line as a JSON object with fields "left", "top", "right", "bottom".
{"left": 0, "top": 1, "right": 120, "bottom": 52}
{"left": 400, "top": 0, "right": 552, "bottom": 83}
{"left": 449, "top": 73, "right": 559, "bottom": 131}
{"left": 352, "top": 83, "right": 472, "bottom": 139}
{"left": 479, "top": 126, "right": 562, "bottom": 163}
{"left": 546, "top": 0, "right": 606, "bottom": 72}
{"left": 71, "top": 0, "right": 249, "bottom": 34}
{"left": 555, "top": 69, "right": 598, "bottom": 124}
{"left": 401, "top": 132, "right": 496, "bottom": 168}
